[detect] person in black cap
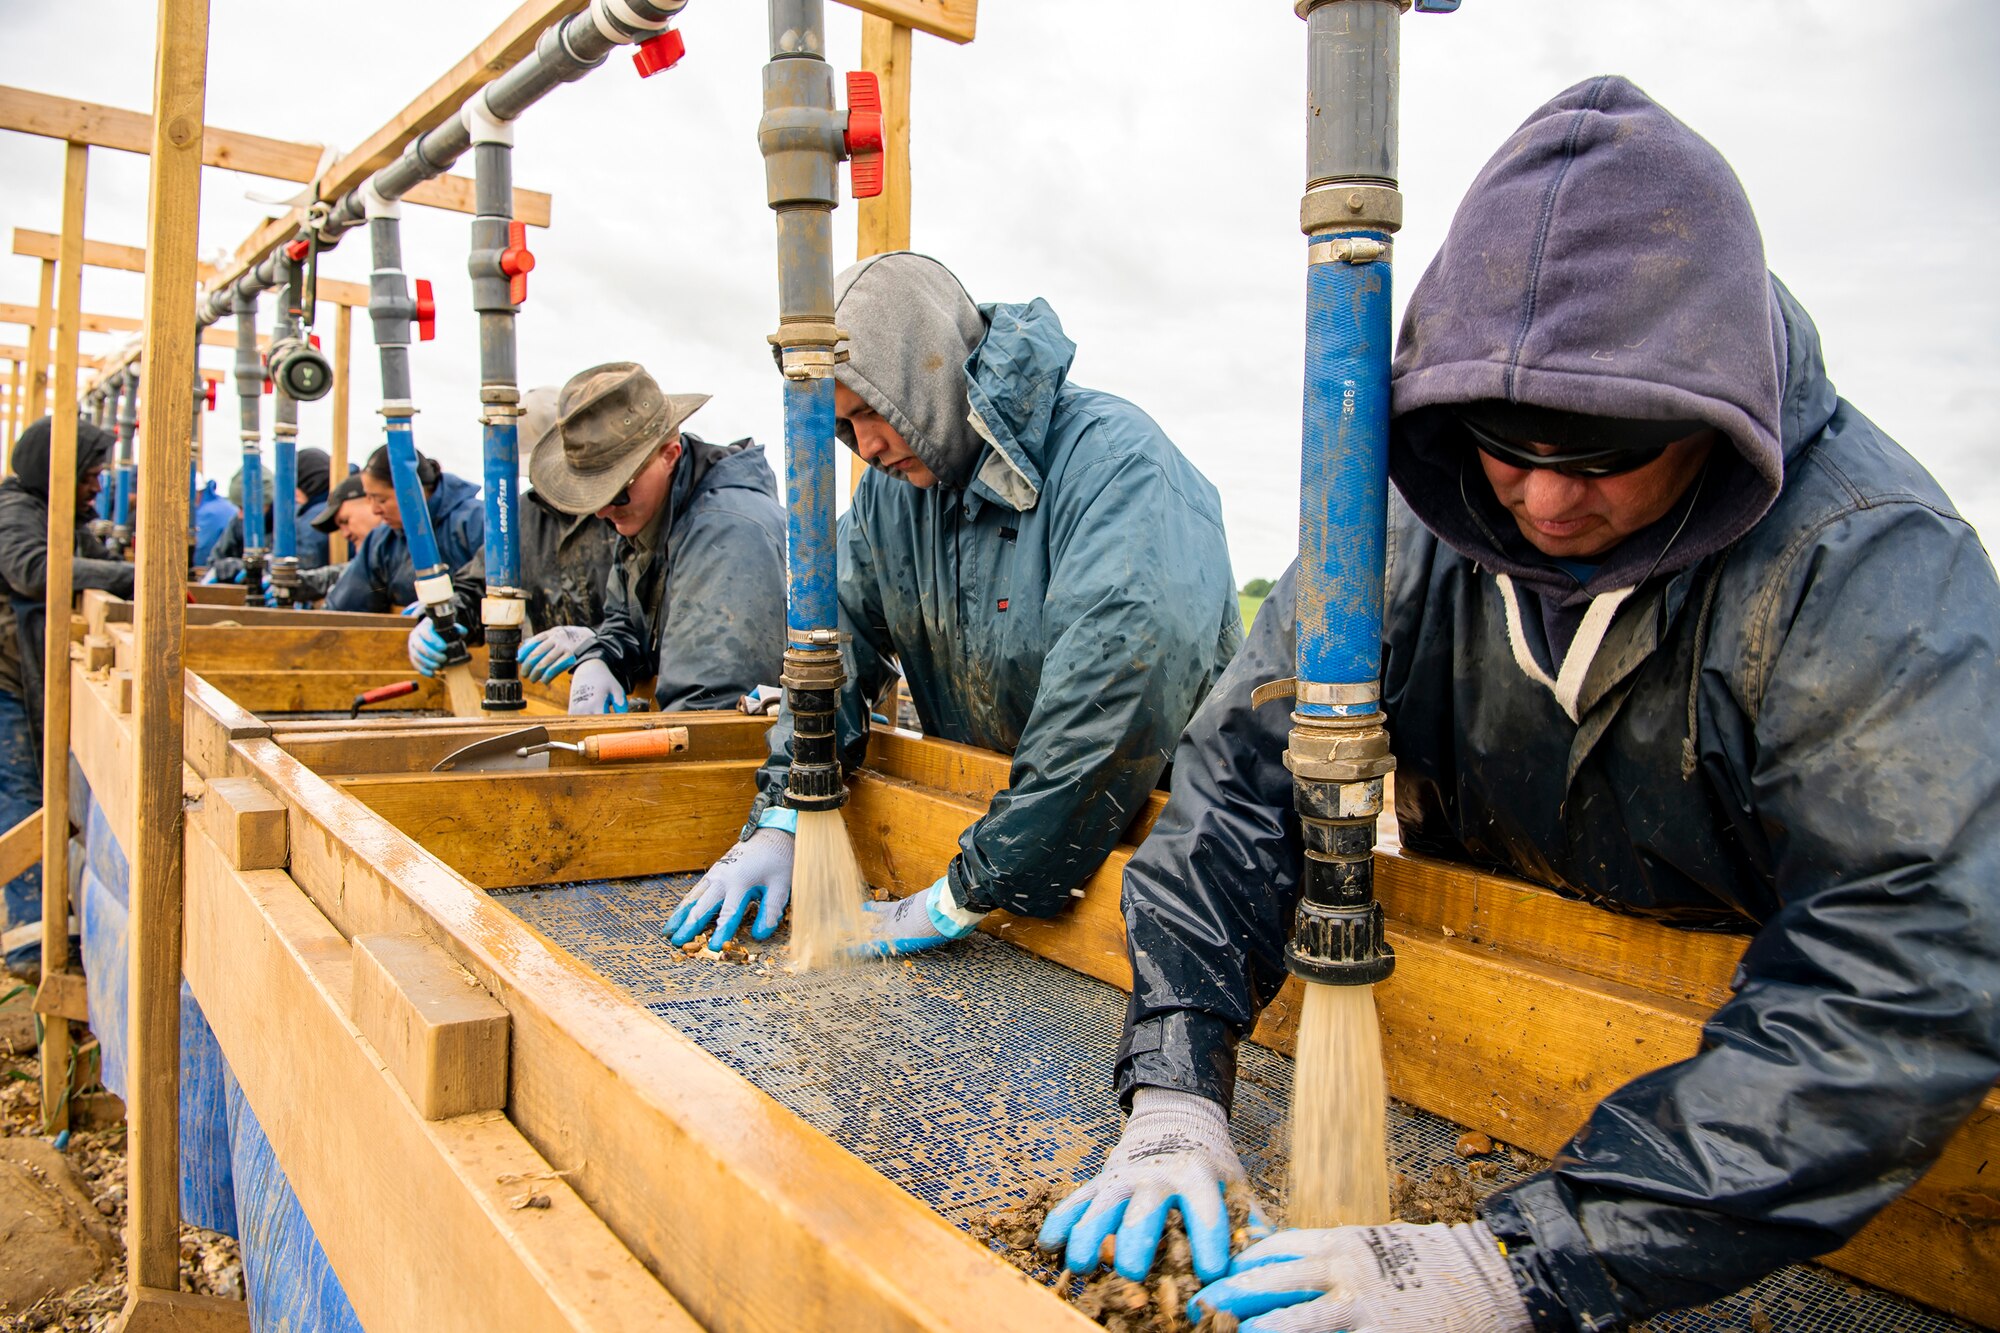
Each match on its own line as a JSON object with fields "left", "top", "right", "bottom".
{"left": 203, "top": 446, "right": 336, "bottom": 582}
{"left": 322, "top": 445, "right": 483, "bottom": 614}
{"left": 0, "top": 416, "right": 132, "bottom": 976}
{"left": 283, "top": 471, "right": 385, "bottom": 602}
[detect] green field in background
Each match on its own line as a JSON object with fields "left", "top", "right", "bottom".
{"left": 1239, "top": 593, "right": 1265, "bottom": 629}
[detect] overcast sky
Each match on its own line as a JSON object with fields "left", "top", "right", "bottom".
{"left": 2, "top": 0, "right": 1993, "bottom": 584}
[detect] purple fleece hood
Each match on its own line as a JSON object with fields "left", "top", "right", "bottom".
{"left": 1389, "top": 76, "right": 1786, "bottom": 598}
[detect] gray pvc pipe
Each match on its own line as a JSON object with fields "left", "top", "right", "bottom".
{"left": 1305, "top": 0, "right": 1400, "bottom": 187}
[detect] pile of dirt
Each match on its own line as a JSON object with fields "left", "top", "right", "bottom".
{"left": 0, "top": 1049, "right": 243, "bottom": 1332}
{"left": 974, "top": 1181, "right": 1253, "bottom": 1333}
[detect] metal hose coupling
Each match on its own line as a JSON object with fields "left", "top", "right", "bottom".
{"left": 781, "top": 638, "right": 847, "bottom": 811}
{"left": 267, "top": 556, "right": 301, "bottom": 608}
{"left": 1284, "top": 709, "right": 1397, "bottom": 986}
{"left": 482, "top": 623, "right": 526, "bottom": 711}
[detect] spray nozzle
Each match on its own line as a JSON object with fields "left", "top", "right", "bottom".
{"left": 781, "top": 645, "right": 847, "bottom": 812}
{"left": 1284, "top": 713, "right": 1397, "bottom": 987}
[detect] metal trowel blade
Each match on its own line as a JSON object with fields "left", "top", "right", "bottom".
{"left": 432, "top": 725, "right": 554, "bottom": 773}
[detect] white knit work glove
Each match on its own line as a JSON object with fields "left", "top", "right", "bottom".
{"left": 1187, "top": 1220, "right": 1532, "bottom": 1333}
{"left": 1038, "top": 1088, "right": 1264, "bottom": 1283}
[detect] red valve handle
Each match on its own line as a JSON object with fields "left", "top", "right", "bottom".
{"left": 499, "top": 221, "right": 536, "bottom": 305}
{"left": 308, "top": 333, "right": 320, "bottom": 349}
{"left": 413, "top": 279, "right": 436, "bottom": 342}
{"left": 844, "top": 70, "right": 885, "bottom": 200}
{"left": 632, "top": 28, "right": 686, "bottom": 78}
{"left": 284, "top": 238, "right": 310, "bottom": 262}
{"left": 202, "top": 380, "right": 217, "bottom": 410}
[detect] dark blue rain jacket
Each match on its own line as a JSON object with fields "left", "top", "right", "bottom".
{"left": 751, "top": 299, "right": 1243, "bottom": 918}
{"left": 325, "top": 471, "right": 483, "bottom": 612}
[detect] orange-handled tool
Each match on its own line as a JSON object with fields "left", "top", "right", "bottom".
{"left": 517, "top": 727, "right": 689, "bottom": 764}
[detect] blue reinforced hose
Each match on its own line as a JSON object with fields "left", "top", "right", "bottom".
{"left": 241, "top": 451, "right": 265, "bottom": 552}
{"left": 1295, "top": 230, "right": 1393, "bottom": 718}
{"left": 481, "top": 419, "right": 520, "bottom": 591}
{"left": 113, "top": 465, "right": 134, "bottom": 532}
{"left": 783, "top": 375, "right": 838, "bottom": 634}
{"left": 271, "top": 440, "right": 297, "bottom": 561}
{"left": 384, "top": 420, "right": 445, "bottom": 577}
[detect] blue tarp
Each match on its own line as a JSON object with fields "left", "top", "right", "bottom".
{"left": 77, "top": 777, "right": 360, "bottom": 1331}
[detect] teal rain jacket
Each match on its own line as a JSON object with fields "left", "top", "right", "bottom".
{"left": 750, "top": 299, "right": 1243, "bottom": 918}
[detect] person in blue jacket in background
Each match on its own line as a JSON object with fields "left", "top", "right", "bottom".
{"left": 324, "top": 444, "right": 483, "bottom": 613}
{"left": 191, "top": 477, "right": 238, "bottom": 566}
{"left": 668, "top": 252, "right": 1244, "bottom": 957}
{"left": 1041, "top": 78, "right": 2000, "bottom": 1333}
{"left": 203, "top": 446, "right": 332, "bottom": 579}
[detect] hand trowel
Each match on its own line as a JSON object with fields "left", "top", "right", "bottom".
{"left": 431, "top": 724, "right": 689, "bottom": 773}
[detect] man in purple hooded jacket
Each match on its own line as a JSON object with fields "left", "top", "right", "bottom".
{"left": 1039, "top": 77, "right": 2000, "bottom": 1331}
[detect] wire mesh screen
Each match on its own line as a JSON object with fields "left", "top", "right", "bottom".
{"left": 494, "top": 873, "right": 1982, "bottom": 1333}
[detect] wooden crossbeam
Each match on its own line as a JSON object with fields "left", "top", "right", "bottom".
{"left": 0, "top": 302, "right": 264, "bottom": 351}
{"left": 0, "top": 85, "right": 549, "bottom": 226}
{"left": 841, "top": 0, "right": 977, "bottom": 43}
{"left": 202, "top": 0, "right": 580, "bottom": 303}
{"left": 12, "top": 230, "right": 371, "bottom": 308}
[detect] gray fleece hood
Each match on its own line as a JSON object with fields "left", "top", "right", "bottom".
{"left": 833, "top": 252, "right": 989, "bottom": 490}
{"left": 1390, "top": 76, "right": 1787, "bottom": 601}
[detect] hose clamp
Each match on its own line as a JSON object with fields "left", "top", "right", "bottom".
{"left": 779, "top": 347, "right": 838, "bottom": 382}
{"left": 1307, "top": 236, "right": 1392, "bottom": 266}
{"left": 785, "top": 628, "right": 847, "bottom": 648}
{"left": 1250, "top": 678, "right": 1381, "bottom": 707}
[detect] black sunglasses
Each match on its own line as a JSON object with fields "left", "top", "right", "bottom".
{"left": 1462, "top": 415, "right": 1669, "bottom": 479}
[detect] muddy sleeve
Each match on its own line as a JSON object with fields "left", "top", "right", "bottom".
{"left": 654, "top": 498, "right": 788, "bottom": 713}
{"left": 1482, "top": 503, "right": 2000, "bottom": 1330}
{"left": 749, "top": 503, "right": 898, "bottom": 830}
{"left": 1114, "top": 561, "right": 1302, "bottom": 1111}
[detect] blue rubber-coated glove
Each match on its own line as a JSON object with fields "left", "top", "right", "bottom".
{"left": 400, "top": 601, "right": 423, "bottom": 616}
{"left": 1039, "top": 1088, "right": 1263, "bottom": 1284}
{"left": 857, "top": 876, "right": 986, "bottom": 956}
{"left": 1187, "top": 1221, "right": 1531, "bottom": 1333}
{"left": 666, "top": 813, "right": 797, "bottom": 946}
{"left": 406, "top": 618, "right": 461, "bottom": 677}
{"left": 517, "top": 625, "right": 597, "bottom": 684}
{"left": 568, "top": 659, "right": 627, "bottom": 714}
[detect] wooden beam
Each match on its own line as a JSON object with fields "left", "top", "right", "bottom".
{"left": 857, "top": 18, "right": 914, "bottom": 257}
{"left": 201, "top": 0, "right": 579, "bottom": 300}
{"left": 112, "top": 1287, "right": 249, "bottom": 1332}
{"left": 350, "top": 932, "right": 510, "bottom": 1119}
{"left": 273, "top": 712, "right": 770, "bottom": 777}
{"left": 122, "top": 0, "right": 207, "bottom": 1294}
{"left": 0, "top": 810, "right": 41, "bottom": 889}
{"left": 1, "top": 357, "right": 18, "bottom": 472}
{"left": 328, "top": 303, "right": 352, "bottom": 563}
{"left": 0, "top": 88, "right": 551, "bottom": 227}
{"left": 0, "top": 302, "right": 266, "bottom": 350}
{"left": 13, "top": 230, "right": 373, "bottom": 308}
{"left": 838, "top": 0, "right": 976, "bottom": 44}
{"left": 182, "top": 826, "right": 699, "bottom": 1331}
{"left": 223, "top": 732, "right": 1079, "bottom": 1331}
{"left": 38, "top": 142, "right": 87, "bottom": 1138}
{"left": 335, "top": 761, "right": 752, "bottom": 888}
{"left": 196, "top": 776, "right": 288, "bottom": 871}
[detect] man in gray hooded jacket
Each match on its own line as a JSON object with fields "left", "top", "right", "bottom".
{"left": 1043, "top": 78, "right": 2000, "bottom": 1332}
{"left": 667, "top": 253, "right": 1243, "bottom": 956}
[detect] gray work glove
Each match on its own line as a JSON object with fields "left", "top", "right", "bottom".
{"left": 1188, "top": 1221, "right": 1533, "bottom": 1333}
{"left": 1038, "top": 1088, "right": 1263, "bottom": 1283}
{"left": 517, "top": 625, "right": 597, "bottom": 684}
{"left": 665, "top": 826, "right": 794, "bottom": 946}
{"left": 567, "top": 659, "right": 627, "bottom": 714}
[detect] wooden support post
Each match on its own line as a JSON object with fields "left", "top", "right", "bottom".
{"left": 38, "top": 142, "right": 87, "bottom": 1136}
{"left": 328, "top": 302, "right": 352, "bottom": 563}
{"left": 122, "top": 0, "right": 210, "bottom": 1306}
{"left": 2, "top": 357, "right": 19, "bottom": 462}
{"left": 857, "top": 18, "right": 913, "bottom": 259}
{"left": 26, "top": 258, "right": 53, "bottom": 420}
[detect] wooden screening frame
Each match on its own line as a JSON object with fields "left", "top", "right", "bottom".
{"left": 54, "top": 606, "right": 2000, "bottom": 1330}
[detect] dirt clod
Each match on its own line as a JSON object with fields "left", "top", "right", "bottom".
{"left": 1389, "top": 1163, "right": 1483, "bottom": 1225}
{"left": 1454, "top": 1131, "right": 1495, "bottom": 1159}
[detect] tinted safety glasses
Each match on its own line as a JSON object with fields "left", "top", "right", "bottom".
{"left": 1460, "top": 414, "right": 1674, "bottom": 478}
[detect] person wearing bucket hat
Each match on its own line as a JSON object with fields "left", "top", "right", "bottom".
{"left": 404, "top": 385, "right": 621, "bottom": 679}
{"left": 523, "top": 361, "right": 786, "bottom": 714}
{"left": 322, "top": 444, "right": 485, "bottom": 613}
{"left": 671, "top": 252, "right": 1241, "bottom": 956}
